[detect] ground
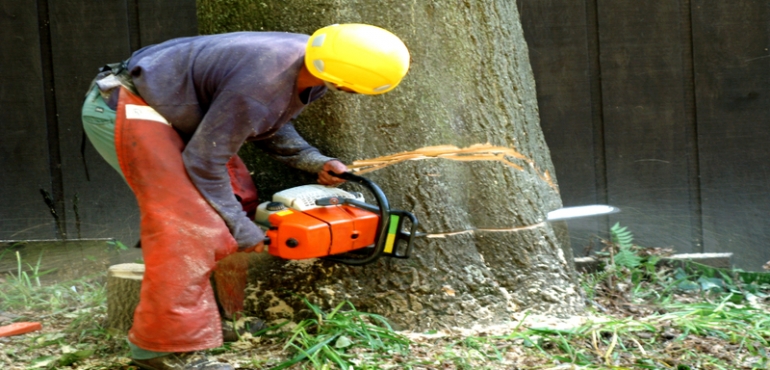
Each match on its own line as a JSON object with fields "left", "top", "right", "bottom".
{"left": 1, "top": 238, "right": 769, "bottom": 369}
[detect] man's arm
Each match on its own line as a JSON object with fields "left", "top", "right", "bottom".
{"left": 253, "top": 123, "right": 347, "bottom": 184}
{"left": 182, "top": 91, "right": 268, "bottom": 250}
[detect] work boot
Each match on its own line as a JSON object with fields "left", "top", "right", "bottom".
{"left": 221, "top": 318, "right": 267, "bottom": 342}
{"left": 131, "top": 352, "right": 233, "bottom": 370}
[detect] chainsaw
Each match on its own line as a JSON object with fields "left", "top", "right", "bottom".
{"left": 255, "top": 172, "right": 418, "bottom": 266}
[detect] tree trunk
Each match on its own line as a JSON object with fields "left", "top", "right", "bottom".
{"left": 199, "top": 0, "right": 583, "bottom": 330}
{"left": 106, "top": 263, "right": 144, "bottom": 331}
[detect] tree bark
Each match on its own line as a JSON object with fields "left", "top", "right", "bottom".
{"left": 199, "top": 0, "right": 583, "bottom": 330}
{"left": 106, "top": 263, "right": 144, "bottom": 331}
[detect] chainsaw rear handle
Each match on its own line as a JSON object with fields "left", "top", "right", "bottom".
{"left": 322, "top": 171, "right": 417, "bottom": 265}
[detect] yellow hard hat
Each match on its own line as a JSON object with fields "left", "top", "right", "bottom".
{"left": 305, "top": 24, "right": 410, "bottom": 95}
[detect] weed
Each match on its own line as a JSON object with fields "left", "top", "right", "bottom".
{"left": 106, "top": 239, "right": 129, "bottom": 251}
{"left": 272, "top": 299, "right": 410, "bottom": 369}
{"left": 547, "top": 223, "right": 770, "bottom": 369}
{"left": 0, "top": 252, "right": 129, "bottom": 369}
{"left": 0, "top": 251, "right": 57, "bottom": 311}
{"left": 610, "top": 222, "right": 641, "bottom": 269}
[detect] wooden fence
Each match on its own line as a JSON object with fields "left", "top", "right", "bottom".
{"left": 0, "top": 0, "right": 196, "bottom": 244}
{"left": 518, "top": 0, "right": 770, "bottom": 270}
{"left": 2, "top": 1, "right": 768, "bottom": 270}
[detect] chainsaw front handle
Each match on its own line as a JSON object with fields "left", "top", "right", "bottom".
{"left": 323, "top": 171, "right": 418, "bottom": 265}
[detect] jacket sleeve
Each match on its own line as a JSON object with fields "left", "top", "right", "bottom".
{"left": 182, "top": 90, "right": 268, "bottom": 250}
{"left": 253, "top": 122, "right": 335, "bottom": 173}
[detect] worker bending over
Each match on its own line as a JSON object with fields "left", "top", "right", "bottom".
{"left": 81, "top": 24, "right": 410, "bottom": 370}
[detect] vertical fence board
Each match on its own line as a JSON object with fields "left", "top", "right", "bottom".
{"left": 48, "top": 0, "right": 140, "bottom": 242}
{"left": 677, "top": 0, "right": 703, "bottom": 255}
{"left": 597, "top": 1, "right": 698, "bottom": 251}
{"left": 692, "top": 2, "right": 770, "bottom": 270}
{"left": 138, "top": 0, "right": 198, "bottom": 46}
{"left": 583, "top": 0, "right": 610, "bottom": 252}
{"left": 517, "top": 0, "right": 601, "bottom": 253}
{"left": 0, "top": 2, "right": 57, "bottom": 240}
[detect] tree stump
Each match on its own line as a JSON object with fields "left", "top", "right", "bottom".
{"left": 106, "top": 263, "right": 144, "bottom": 331}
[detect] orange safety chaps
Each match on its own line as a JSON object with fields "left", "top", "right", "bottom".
{"left": 115, "top": 87, "right": 254, "bottom": 352}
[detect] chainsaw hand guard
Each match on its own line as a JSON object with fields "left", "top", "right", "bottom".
{"left": 323, "top": 172, "right": 418, "bottom": 265}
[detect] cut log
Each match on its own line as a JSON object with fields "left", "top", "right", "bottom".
{"left": 106, "top": 263, "right": 144, "bottom": 331}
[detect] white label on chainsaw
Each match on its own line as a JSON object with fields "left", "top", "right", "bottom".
{"left": 125, "top": 104, "right": 170, "bottom": 125}
{"left": 273, "top": 185, "right": 364, "bottom": 211}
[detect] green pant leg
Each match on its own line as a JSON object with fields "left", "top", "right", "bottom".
{"left": 128, "top": 341, "right": 170, "bottom": 360}
{"left": 81, "top": 86, "right": 125, "bottom": 179}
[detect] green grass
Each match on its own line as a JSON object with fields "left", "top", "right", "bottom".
{"left": 499, "top": 298, "right": 769, "bottom": 369}
{"left": 0, "top": 251, "right": 109, "bottom": 314}
{"left": 272, "top": 299, "right": 410, "bottom": 370}
{"left": 0, "top": 251, "right": 56, "bottom": 311}
{"left": 0, "top": 251, "right": 128, "bottom": 369}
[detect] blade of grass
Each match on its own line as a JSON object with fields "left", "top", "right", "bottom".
{"left": 273, "top": 333, "right": 341, "bottom": 370}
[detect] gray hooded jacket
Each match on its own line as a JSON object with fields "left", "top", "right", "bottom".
{"left": 127, "top": 32, "right": 332, "bottom": 249}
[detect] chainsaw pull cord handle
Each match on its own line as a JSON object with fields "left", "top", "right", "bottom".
{"left": 323, "top": 171, "right": 391, "bottom": 266}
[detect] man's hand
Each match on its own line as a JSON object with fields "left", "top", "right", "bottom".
{"left": 239, "top": 241, "right": 265, "bottom": 253}
{"left": 318, "top": 160, "right": 348, "bottom": 185}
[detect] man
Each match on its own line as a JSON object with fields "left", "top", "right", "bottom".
{"left": 81, "top": 24, "right": 410, "bottom": 370}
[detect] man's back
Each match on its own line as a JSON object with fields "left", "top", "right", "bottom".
{"left": 127, "top": 32, "right": 309, "bottom": 136}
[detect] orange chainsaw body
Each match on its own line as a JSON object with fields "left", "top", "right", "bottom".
{"left": 266, "top": 204, "right": 379, "bottom": 260}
